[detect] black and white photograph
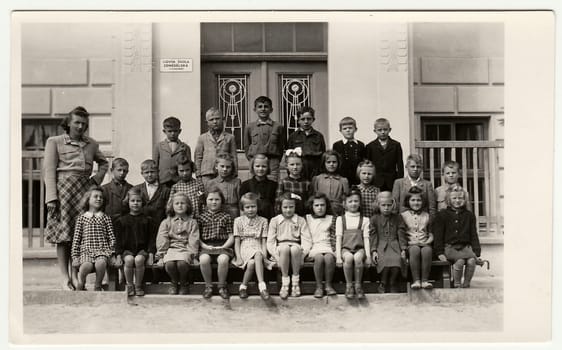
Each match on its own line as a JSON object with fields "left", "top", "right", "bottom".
{"left": 8, "top": 9, "right": 555, "bottom": 346}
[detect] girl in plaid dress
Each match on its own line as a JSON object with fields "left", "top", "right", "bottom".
{"left": 233, "top": 193, "right": 270, "bottom": 300}
{"left": 71, "top": 186, "right": 115, "bottom": 291}
{"left": 356, "top": 160, "right": 380, "bottom": 219}
{"left": 197, "top": 188, "right": 234, "bottom": 299}
{"left": 302, "top": 193, "right": 337, "bottom": 298}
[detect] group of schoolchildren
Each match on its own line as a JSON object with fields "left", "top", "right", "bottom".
{"left": 71, "top": 96, "right": 482, "bottom": 301}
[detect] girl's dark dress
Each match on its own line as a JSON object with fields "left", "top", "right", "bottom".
{"left": 114, "top": 213, "right": 157, "bottom": 258}
{"left": 240, "top": 176, "right": 277, "bottom": 220}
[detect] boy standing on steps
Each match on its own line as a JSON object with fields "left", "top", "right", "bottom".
{"left": 153, "top": 116, "right": 192, "bottom": 188}
{"left": 244, "top": 96, "right": 285, "bottom": 182}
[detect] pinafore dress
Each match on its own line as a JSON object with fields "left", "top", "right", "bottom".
{"left": 341, "top": 215, "right": 365, "bottom": 254}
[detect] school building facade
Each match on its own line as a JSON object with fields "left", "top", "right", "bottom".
{"left": 20, "top": 17, "right": 504, "bottom": 259}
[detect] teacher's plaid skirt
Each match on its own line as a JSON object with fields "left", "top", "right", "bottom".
{"left": 45, "top": 174, "right": 93, "bottom": 244}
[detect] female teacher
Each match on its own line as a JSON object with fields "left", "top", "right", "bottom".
{"left": 43, "top": 106, "right": 109, "bottom": 290}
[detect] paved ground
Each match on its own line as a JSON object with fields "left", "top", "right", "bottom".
{"left": 19, "top": 258, "right": 503, "bottom": 336}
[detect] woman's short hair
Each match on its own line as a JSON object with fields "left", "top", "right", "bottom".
{"left": 166, "top": 192, "right": 193, "bottom": 217}
{"left": 60, "top": 106, "right": 89, "bottom": 133}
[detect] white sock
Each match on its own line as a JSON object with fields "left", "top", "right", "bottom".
{"left": 291, "top": 275, "right": 300, "bottom": 284}
{"left": 282, "top": 276, "right": 290, "bottom": 287}
{"left": 239, "top": 284, "right": 247, "bottom": 291}
{"left": 258, "top": 282, "right": 267, "bottom": 291}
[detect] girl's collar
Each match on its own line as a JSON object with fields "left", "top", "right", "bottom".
{"left": 409, "top": 209, "right": 423, "bottom": 215}
{"left": 346, "top": 211, "right": 360, "bottom": 217}
{"left": 288, "top": 175, "right": 302, "bottom": 180}
{"left": 84, "top": 211, "right": 103, "bottom": 218}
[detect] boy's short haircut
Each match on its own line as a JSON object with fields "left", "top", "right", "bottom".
{"left": 163, "top": 116, "right": 181, "bottom": 129}
{"left": 297, "top": 106, "right": 315, "bottom": 118}
{"left": 376, "top": 191, "right": 396, "bottom": 209}
{"left": 403, "top": 186, "right": 427, "bottom": 210}
{"left": 441, "top": 160, "right": 460, "bottom": 172}
{"left": 374, "top": 118, "right": 391, "bottom": 128}
{"left": 320, "top": 150, "right": 342, "bottom": 173}
{"left": 176, "top": 154, "right": 195, "bottom": 171}
{"left": 140, "top": 159, "right": 158, "bottom": 172}
{"left": 111, "top": 157, "right": 129, "bottom": 169}
{"left": 339, "top": 116, "right": 357, "bottom": 130}
{"left": 355, "top": 160, "right": 376, "bottom": 182}
{"left": 205, "top": 107, "right": 222, "bottom": 120}
{"left": 249, "top": 154, "right": 271, "bottom": 176}
{"left": 166, "top": 192, "right": 193, "bottom": 217}
{"left": 406, "top": 154, "right": 424, "bottom": 166}
{"left": 239, "top": 192, "right": 259, "bottom": 210}
{"left": 306, "top": 192, "right": 333, "bottom": 216}
{"left": 254, "top": 96, "right": 272, "bottom": 107}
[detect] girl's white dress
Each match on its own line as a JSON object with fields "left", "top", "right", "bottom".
{"left": 233, "top": 215, "right": 268, "bottom": 268}
{"left": 304, "top": 214, "right": 335, "bottom": 259}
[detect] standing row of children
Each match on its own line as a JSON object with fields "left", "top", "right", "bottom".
{"left": 70, "top": 95, "right": 482, "bottom": 300}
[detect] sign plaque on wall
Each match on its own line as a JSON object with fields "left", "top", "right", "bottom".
{"left": 160, "top": 58, "right": 193, "bottom": 72}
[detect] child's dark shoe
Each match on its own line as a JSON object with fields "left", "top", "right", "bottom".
{"left": 135, "top": 285, "right": 145, "bottom": 296}
{"left": 377, "top": 283, "right": 386, "bottom": 294}
{"left": 239, "top": 288, "right": 248, "bottom": 299}
{"left": 218, "top": 287, "right": 230, "bottom": 299}
{"left": 203, "top": 286, "right": 213, "bottom": 299}
{"left": 355, "top": 286, "right": 366, "bottom": 299}
{"left": 411, "top": 280, "right": 421, "bottom": 290}
{"left": 421, "top": 281, "right": 433, "bottom": 289}
{"left": 178, "top": 284, "right": 189, "bottom": 295}
{"left": 313, "top": 287, "right": 324, "bottom": 298}
{"left": 168, "top": 283, "right": 179, "bottom": 295}
{"left": 94, "top": 285, "right": 103, "bottom": 292}
{"left": 126, "top": 285, "right": 135, "bottom": 297}
{"left": 325, "top": 286, "right": 337, "bottom": 296}
{"left": 345, "top": 286, "right": 355, "bottom": 299}
{"left": 260, "top": 289, "right": 270, "bottom": 301}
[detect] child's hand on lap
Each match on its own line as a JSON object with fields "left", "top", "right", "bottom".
{"left": 365, "top": 256, "right": 373, "bottom": 268}
{"left": 146, "top": 253, "right": 154, "bottom": 266}
{"left": 400, "top": 250, "right": 407, "bottom": 261}
{"left": 113, "top": 255, "right": 123, "bottom": 268}
{"left": 438, "top": 254, "right": 447, "bottom": 262}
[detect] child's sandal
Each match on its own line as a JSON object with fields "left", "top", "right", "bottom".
{"left": 355, "top": 286, "right": 365, "bottom": 299}
{"left": 411, "top": 280, "right": 422, "bottom": 290}
{"left": 421, "top": 281, "right": 433, "bottom": 289}
{"left": 126, "top": 285, "right": 135, "bottom": 297}
{"left": 325, "top": 286, "right": 337, "bottom": 296}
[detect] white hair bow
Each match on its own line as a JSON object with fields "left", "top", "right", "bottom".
{"left": 285, "top": 147, "right": 303, "bottom": 157}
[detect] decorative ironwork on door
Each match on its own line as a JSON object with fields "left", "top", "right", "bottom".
{"left": 218, "top": 74, "right": 248, "bottom": 150}
{"left": 279, "top": 74, "right": 311, "bottom": 139}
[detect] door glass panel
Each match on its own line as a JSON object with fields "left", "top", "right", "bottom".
{"left": 201, "top": 23, "right": 232, "bottom": 52}
{"left": 233, "top": 23, "right": 263, "bottom": 52}
{"left": 456, "top": 123, "right": 483, "bottom": 141}
{"left": 265, "top": 23, "right": 294, "bottom": 52}
{"left": 279, "top": 74, "right": 311, "bottom": 140}
{"left": 295, "top": 23, "right": 325, "bottom": 52}
{"left": 218, "top": 74, "right": 249, "bottom": 151}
